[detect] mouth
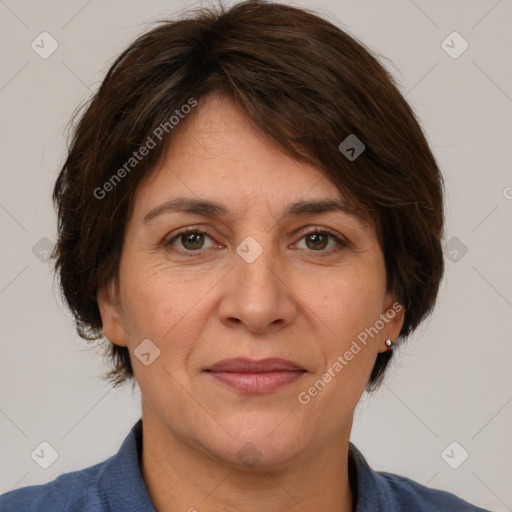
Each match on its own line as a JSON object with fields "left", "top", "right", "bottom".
{"left": 203, "top": 357, "right": 307, "bottom": 393}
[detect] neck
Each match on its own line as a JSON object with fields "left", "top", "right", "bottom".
{"left": 140, "top": 407, "right": 355, "bottom": 512}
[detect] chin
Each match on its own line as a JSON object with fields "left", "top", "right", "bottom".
{"left": 202, "top": 419, "right": 307, "bottom": 471}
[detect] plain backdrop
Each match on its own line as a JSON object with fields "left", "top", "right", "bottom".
{"left": 0, "top": 1, "right": 511, "bottom": 510}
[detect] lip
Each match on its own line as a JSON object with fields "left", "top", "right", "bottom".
{"left": 204, "top": 357, "right": 306, "bottom": 393}
{"left": 206, "top": 357, "right": 304, "bottom": 372}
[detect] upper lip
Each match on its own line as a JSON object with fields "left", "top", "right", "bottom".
{"left": 205, "top": 357, "right": 305, "bottom": 373}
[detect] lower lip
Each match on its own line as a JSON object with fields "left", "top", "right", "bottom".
{"left": 206, "top": 371, "right": 305, "bottom": 393}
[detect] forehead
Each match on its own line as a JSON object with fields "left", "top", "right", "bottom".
{"left": 140, "top": 96, "right": 329, "bottom": 192}
{"left": 131, "top": 94, "right": 370, "bottom": 229}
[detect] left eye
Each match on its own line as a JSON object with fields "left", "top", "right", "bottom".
{"left": 295, "top": 231, "right": 342, "bottom": 251}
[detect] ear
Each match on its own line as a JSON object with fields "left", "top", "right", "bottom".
{"left": 378, "top": 294, "right": 405, "bottom": 353}
{"left": 97, "top": 280, "right": 128, "bottom": 347}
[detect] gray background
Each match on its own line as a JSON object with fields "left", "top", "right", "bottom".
{"left": 0, "top": 0, "right": 510, "bottom": 510}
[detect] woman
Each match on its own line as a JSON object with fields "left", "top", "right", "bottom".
{"left": 0, "top": 1, "right": 492, "bottom": 510}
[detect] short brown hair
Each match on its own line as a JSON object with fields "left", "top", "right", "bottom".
{"left": 51, "top": 0, "right": 444, "bottom": 391}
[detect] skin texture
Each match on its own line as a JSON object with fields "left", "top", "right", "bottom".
{"left": 98, "top": 94, "right": 405, "bottom": 512}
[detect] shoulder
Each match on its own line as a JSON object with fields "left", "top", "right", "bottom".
{"left": 349, "top": 443, "right": 491, "bottom": 512}
{"left": 0, "top": 419, "right": 152, "bottom": 512}
{"left": 0, "top": 458, "right": 111, "bottom": 512}
{"left": 376, "top": 471, "right": 491, "bottom": 511}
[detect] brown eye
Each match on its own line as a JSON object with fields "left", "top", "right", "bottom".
{"left": 305, "top": 232, "right": 329, "bottom": 250}
{"left": 181, "top": 232, "right": 205, "bottom": 250}
{"left": 295, "top": 229, "right": 347, "bottom": 254}
{"left": 168, "top": 230, "right": 215, "bottom": 252}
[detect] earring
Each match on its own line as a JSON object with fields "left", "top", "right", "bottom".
{"left": 385, "top": 338, "right": 394, "bottom": 351}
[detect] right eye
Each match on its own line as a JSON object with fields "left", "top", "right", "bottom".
{"left": 166, "top": 228, "right": 218, "bottom": 254}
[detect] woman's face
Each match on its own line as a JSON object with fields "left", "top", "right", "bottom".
{"left": 99, "top": 94, "right": 404, "bottom": 469}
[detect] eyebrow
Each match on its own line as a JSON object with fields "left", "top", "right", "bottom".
{"left": 142, "top": 197, "right": 369, "bottom": 226}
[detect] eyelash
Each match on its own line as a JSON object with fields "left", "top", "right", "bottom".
{"left": 165, "top": 227, "right": 348, "bottom": 257}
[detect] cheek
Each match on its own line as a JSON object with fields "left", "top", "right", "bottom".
{"left": 119, "top": 264, "right": 214, "bottom": 364}
{"left": 302, "top": 268, "right": 385, "bottom": 400}
{"left": 120, "top": 276, "right": 171, "bottom": 335}
{"left": 297, "top": 280, "right": 382, "bottom": 418}
{"left": 119, "top": 256, "right": 189, "bottom": 326}
{"left": 310, "top": 269, "right": 386, "bottom": 342}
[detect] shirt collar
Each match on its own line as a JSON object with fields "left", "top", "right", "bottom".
{"left": 349, "top": 441, "right": 392, "bottom": 511}
{"left": 99, "top": 418, "right": 156, "bottom": 511}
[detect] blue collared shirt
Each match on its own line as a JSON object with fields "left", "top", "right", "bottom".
{"left": 0, "top": 419, "right": 491, "bottom": 511}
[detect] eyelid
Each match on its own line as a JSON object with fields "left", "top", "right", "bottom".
{"left": 295, "top": 226, "right": 348, "bottom": 243}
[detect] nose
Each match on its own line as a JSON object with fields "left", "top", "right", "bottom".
{"left": 217, "top": 242, "right": 298, "bottom": 335}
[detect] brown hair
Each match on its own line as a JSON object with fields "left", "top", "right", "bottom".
{"left": 51, "top": 0, "right": 444, "bottom": 391}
